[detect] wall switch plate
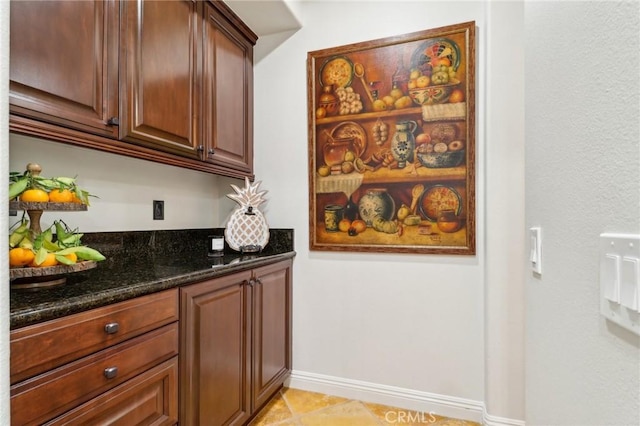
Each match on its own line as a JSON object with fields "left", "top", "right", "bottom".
{"left": 153, "top": 200, "right": 164, "bottom": 220}
{"left": 529, "top": 227, "right": 542, "bottom": 275}
{"left": 600, "top": 233, "right": 640, "bottom": 335}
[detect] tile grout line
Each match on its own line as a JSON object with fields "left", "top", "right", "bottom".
{"left": 279, "top": 388, "right": 301, "bottom": 425}
{"left": 282, "top": 389, "right": 386, "bottom": 426}
{"left": 262, "top": 388, "right": 481, "bottom": 426}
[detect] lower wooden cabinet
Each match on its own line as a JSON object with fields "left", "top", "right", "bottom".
{"left": 9, "top": 258, "right": 293, "bottom": 425}
{"left": 10, "top": 289, "right": 179, "bottom": 426}
{"left": 180, "top": 259, "right": 293, "bottom": 425}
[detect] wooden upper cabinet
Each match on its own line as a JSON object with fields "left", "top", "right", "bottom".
{"left": 202, "top": 2, "right": 254, "bottom": 174}
{"left": 9, "top": 0, "right": 119, "bottom": 138}
{"left": 120, "top": 0, "right": 201, "bottom": 159}
{"left": 9, "top": 0, "right": 257, "bottom": 178}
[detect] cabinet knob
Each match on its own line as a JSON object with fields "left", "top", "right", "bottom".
{"left": 104, "top": 322, "right": 120, "bottom": 334}
{"left": 207, "top": 148, "right": 215, "bottom": 155}
{"left": 106, "top": 117, "right": 119, "bottom": 126}
{"left": 103, "top": 366, "right": 118, "bottom": 379}
{"left": 247, "top": 279, "right": 255, "bottom": 287}
{"left": 197, "top": 145, "right": 204, "bottom": 152}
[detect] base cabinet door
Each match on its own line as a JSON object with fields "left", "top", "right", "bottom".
{"left": 252, "top": 261, "right": 293, "bottom": 409}
{"left": 180, "top": 270, "right": 253, "bottom": 426}
{"left": 179, "top": 259, "right": 293, "bottom": 426}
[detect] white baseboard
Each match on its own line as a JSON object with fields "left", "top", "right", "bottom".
{"left": 483, "top": 411, "right": 526, "bottom": 426}
{"left": 286, "top": 369, "right": 484, "bottom": 423}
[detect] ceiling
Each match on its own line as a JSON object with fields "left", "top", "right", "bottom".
{"left": 223, "top": 0, "right": 302, "bottom": 36}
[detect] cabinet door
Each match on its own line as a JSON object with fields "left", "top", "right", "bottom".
{"left": 9, "top": 0, "right": 119, "bottom": 137}
{"left": 252, "top": 260, "right": 293, "bottom": 409}
{"left": 120, "top": 0, "right": 200, "bottom": 158}
{"left": 202, "top": 2, "right": 254, "bottom": 174}
{"left": 180, "top": 271, "right": 253, "bottom": 426}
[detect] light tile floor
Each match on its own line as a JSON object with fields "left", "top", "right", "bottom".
{"left": 249, "top": 388, "right": 481, "bottom": 426}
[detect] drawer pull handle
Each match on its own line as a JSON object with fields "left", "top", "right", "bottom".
{"left": 103, "top": 366, "right": 118, "bottom": 379}
{"left": 104, "top": 322, "right": 120, "bottom": 334}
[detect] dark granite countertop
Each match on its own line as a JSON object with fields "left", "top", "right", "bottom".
{"left": 10, "top": 228, "right": 295, "bottom": 330}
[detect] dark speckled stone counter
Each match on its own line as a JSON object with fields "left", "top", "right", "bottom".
{"left": 10, "top": 228, "right": 294, "bottom": 330}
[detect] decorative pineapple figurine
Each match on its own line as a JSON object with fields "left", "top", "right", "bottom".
{"left": 224, "top": 177, "right": 270, "bottom": 253}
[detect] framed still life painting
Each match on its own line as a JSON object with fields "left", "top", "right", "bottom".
{"left": 307, "top": 21, "right": 476, "bottom": 255}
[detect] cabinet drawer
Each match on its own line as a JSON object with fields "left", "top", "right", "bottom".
{"left": 44, "top": 357, "right": 178, "bottom": 426}
{"left": 11, "top": 322, "right": 179, "bottom": 426}
{"left": 11, "top": 289, "right": 178, "bottom": 384}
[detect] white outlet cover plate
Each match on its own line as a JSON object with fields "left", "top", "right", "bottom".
{"left": 599, "top": 233, "right": 640, "bottom": 335}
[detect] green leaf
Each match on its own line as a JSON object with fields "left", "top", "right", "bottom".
{"left": 34, "top": 247, "right": 48, "bottom": 266}
{"left": 55, "top": 254, "right": 75, "bottom": 265}
{"left": 54, "top": 220, "right": 70, "bottom": 243}
{"left": 32, "top": 177, "right": 58, "bottom": 190}
{"left": 42, "top": 227, "right": 54, "bottom": 242}
{"left": 42, "top": 239, "right": 61, "bottom": 252}
{"left": 56, "top": 246, "right": 106, "bottom": 262}
{"left": 54, "top": 177, "right": 76, "bottom": 187}
{"left": 75, "top": 188, "right": 93, "bottom": 206}
{"left": 61, "top": 233, "right": 83, "bottom": 247}
{"left": 9, "top": 177, "right": 29, "bottom": 200}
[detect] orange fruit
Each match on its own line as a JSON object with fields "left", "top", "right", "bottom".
{"left": 9, "top": 247, "right": 35, "bottom": 267}
{"left": 20, "top": 188, "right": 49, "bottom": 202}
{"left": 64, "top": 252, "right": 78, "bottom": 263}
{"left": 338, "top": 218, "right": 351, "bottom": 233}
{"left": 71, "top": 192, "right": 83, "bottom": 204}
{"left": 29, "top": 252, "right": 58, "bottom": 267}
{"left": 448, "top": 89, "right": 465, "bottom": 103}
{"left": 49, "top": 189, "right": 74, "bottom": 203}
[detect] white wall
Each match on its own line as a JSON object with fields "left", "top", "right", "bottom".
{"left": 525, "top": 1, "right": 640, "bottom": 425}
{"left": 9, "top": 134, "right": 242, "bottom": 232}
{"left": 253, "top": 1, "right": 511, "bottom": 421}
{"left": 4, "top": 1, "right": 531, "bottom": 424}
{"left": 484, "top": 1, "right": 525, "bottom": 423}
{"left": 1, "top": 1, "right": 11, "bottom": 423}
{"left": 3, "top": 0, "right": 639, "bottom": 424}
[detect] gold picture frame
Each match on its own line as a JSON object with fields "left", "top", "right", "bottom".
{"left": 307, "top": 21, "right": 476, "bottom": 255}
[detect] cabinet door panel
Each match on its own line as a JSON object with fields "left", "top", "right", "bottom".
{"left": 10, "top": 0, "right": 118, "bottom": 137}
{"left": 252, "top": 260, "right": 292, "bottom": 409}
{"left": 180, "top": 272, "right": 252, "bottom": 426}
{"left": 203, "top": 3, "right": 253, "bottom": 173}
{"left": 120, "top": 0, "right": 200, "bottom": 158}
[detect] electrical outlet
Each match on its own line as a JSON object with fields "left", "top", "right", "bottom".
{"left": 153, "top": 200, "right": 164, "bottom": 220}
